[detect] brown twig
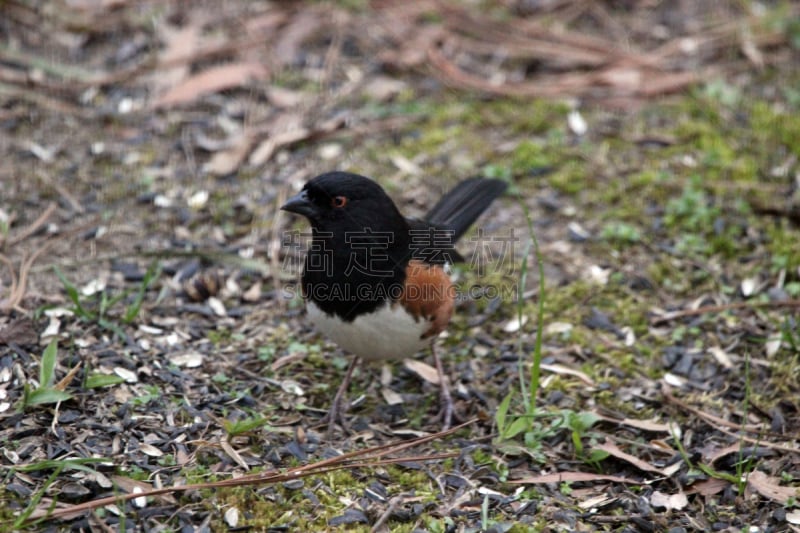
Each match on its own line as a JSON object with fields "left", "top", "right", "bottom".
{"left": 0, "top": 254, "right": 19, "bottom": 309}
{"left": 6, "top": 202, "right": 57, "bottom": 247}
{"left": 650, "top": 299, "right": 800, "bottom": 325}
{"left": 16, "top": 420, "right": 476, "bottom": 525}
{"left": 370, "top": 495, "right": 402, "bottom": 533}
{"left": 0, "top": 241, "right": 54, "bottom": 313}
{"left": 662, "top": 384, "right": 800, "bottom": 446}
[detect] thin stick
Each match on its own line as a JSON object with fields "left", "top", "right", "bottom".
{"left": 16, "top": 422, "right": 473, "bottom": 524}
{"left": 651, "top": 299, "right": 800, "bottom": 325}
{"left": 7, "top": 202, "right": 57, "bottom": 246}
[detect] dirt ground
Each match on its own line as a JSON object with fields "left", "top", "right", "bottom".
{"left": 1, "top": 1, "right": 800, "bottom": 531}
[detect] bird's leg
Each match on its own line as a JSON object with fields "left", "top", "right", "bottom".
{"left": 323, "top": 356, "right": 359, "bottom": 436}
{"left": 432, "top": 343, "right": 454, "bottom": 430}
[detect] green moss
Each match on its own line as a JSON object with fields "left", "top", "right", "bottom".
{"left": 766, "top": 222, "right": 800, "bottom": 272}
{"left": 384, "top": 96, "right": 574, "bottom": 185}
{"left": 545, "top": 160, "right": 588, "bottom": 194}
{"left": 511, "top": 140, "right": 554, "bottom": 173}
{"left": 201, "top": 463, "right": 451, "bottom": 531}
{"left": 385, "top": 464, "right": 437, "bottom": 497}
{"left": 630, "top": 168, "right": 671, "bottom": 188}
{"left": 600, "top": 221, "right": 642, "bottom": 245}
{"left": 0, "top": 489, "right": 17, "bottom": 523}
{"left": 207, "top": 327, "right": 232, "bottom": 345}
{"left": 462, "top": 98, "right": 569, "bottom": 134}
{"left": 750, "top": 100, "right": 800, "bottom": 157}
{"left": 26, "top": 50, "right": 797, "bottom": 530}
{"left": 508, "top": 523, "right": 546, "bottom": 533}
{"left": 595, "top": 387, "right": 656, "bottom": 418}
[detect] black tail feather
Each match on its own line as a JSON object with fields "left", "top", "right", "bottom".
{"left": 424, "top": 178, "right": 507, "bottom": 241}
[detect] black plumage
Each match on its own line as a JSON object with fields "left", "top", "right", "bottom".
{"left": 282, "top": 171, "right": 507, "bottom": 321}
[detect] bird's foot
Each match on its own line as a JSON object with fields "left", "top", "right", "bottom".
{"left": 432, "top": 343, "right": 458, "bottom": 431}
{"left": 318, "top": 356, "right": 359, "bottom": 439}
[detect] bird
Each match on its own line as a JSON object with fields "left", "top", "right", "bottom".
{"left": 281, "top": 171, "right": 507, "bottom": 432}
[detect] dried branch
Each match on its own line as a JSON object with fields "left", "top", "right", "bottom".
{"left": 16, "top": 420, "right": 475, "bottom": 525}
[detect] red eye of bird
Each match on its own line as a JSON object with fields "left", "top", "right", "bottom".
{"left": 331, "top": 196, "right": 347, "bottom": 208}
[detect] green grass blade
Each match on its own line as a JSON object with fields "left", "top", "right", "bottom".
{"left": 11, "top": 458, "right": 109, "bottom": 528}
{"left": 24, "top": 388, "right": 72, "bottom": 406}
{"left": 516, "top": 192, "right": 545, "bottom": 416}
{"left": 516, "top": 237, "right": 532, "bottom": 408}
{"left": 124, "top": 261, "right": 161, "bottom": 323}
{"left": 13, "top": 463, "right": 64, "bottom": 528}
{"left": 495, "top": 392, "right": 512, "bottom": 435}
{"left": 98, "top": 317, "right": 127, "bottom": 341}
{"left": 504, "top": 416, "right": 530, "bottom": 440}
{"left": 223, "top": 416, "right": 269, "bottom": 436}
{"left": 39, "top": 339, "right": 58, "bottom": 387}
{"left": 85, "top": 373, "right": 126, "bottom": 389}
{"left": 15, "top": 457, "right": 110, "bottom": 473}
{"left": 53, "top": 266, "right": 90, "bottom": 318}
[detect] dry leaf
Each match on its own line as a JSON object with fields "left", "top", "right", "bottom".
{"left": 509, "top": 472, "right": 637, "bottom": 485}
{"left": 593, "top": 413, "right": 673, "bottom": 433}
{"left": 249, "top": 127, "right": 311, "bottom": 166}
{"left": 242, "top": 282, "right": 262, "bottom": 303}
{"left": 112, "top": 476, "right": 153, "bottom": 495}
{"left": 266, "top": 86, "right": 307, "bottom": 108}
{"left": 404, "top": 359, "right": 440, "bottom": 384}
{"left": 578, "top": 494, "right": 617, "bottom": 509}
{"left": 707, "top": 346, "right": 733, "bottom": 369}
{"left": 381, "top": 387, "right": 404, "bottom": 405}
{"left": 203, "top": 134, "right": 255, "bottom": 176}
{"left": 27, "top": 499, "right": 84, "bottom": 521}
{"left": 595, "top": 440, "right": 667, "bottom": 475}
{"left": 153, "top": 62, "right": 269, "bottom": 108}
{"left": 270, "top": 352, "right": 305, "bottom": 372}
{"left": 0, "top": 317, "right": 39, "bottom": 346}
{"left": 705, "top": 443, "right": 742, "bottom": 465}
{"left": 280, "top": 379, "right": 305, "bottom": 396}
{"left": 598, "top": 67, "right": 642, "bottom": 91}
{"left": 152, "top": 20, "right": 203, "bottom": 92}
{"left": 363, "top": 76, "right": 407, "bottom": 101}
{"left": 139, "top": 443, "right": 163, "bottom": 457}
{"left": 639, "top": 70, "right": 701, "bottom": 96}
{"left": 168, "top": 352, "right": 204, "bottom": 368}
{"left": 244, "top": 11, "right": 288, "bottom": 35}
{"left": 207, "top": 297, "right": 226, "bottom": 317}
{"left": 220, "top": 439, "right": 249, "bottom": 470}
{"left": 389, "top": 154, "right": 422, "bottom": 175}
{"left": 650, "top": 490, "right": 688, "bottom": 510}
{"left": 687, "top": 477, "right": 729, "bottom": 497}
{"left": 54, "top": 362, "right": 82, "bottom": 391}
{"left": 41, "top": 317, "right": 61, "bottom": 339}
{"left": 663, "top": 373, "right": 686, "bottom": 387}
{"left": 80, "top": 278, "right": 105, "bottom": 296}
{"left": 747, "top": 470, "right": 800, "bottom": 504}
{"left": 765, "top": 335, "right": 782, "bottom": 357}
{"left": 740, "top": 30, "right": 764, "bottom": 68}
{"left": 544, "top": 322, "right": 573, "bottom": 335}
{"left": 273, "top": 10, "right": 323, "bottom": 66}
{"left": 114, "top": 366, "right": 138, "bottom": 383}
{"left": 540, "top": 364, "right": 594, "bottom": 386}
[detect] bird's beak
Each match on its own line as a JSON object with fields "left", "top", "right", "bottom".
{"left": 281, "top": 190, "right": 315, "bottom": 218}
